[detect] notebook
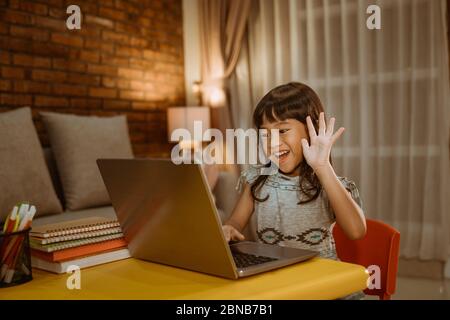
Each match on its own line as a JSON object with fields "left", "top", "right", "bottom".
{"left": 30, "top": 217, "right": 121, "bottom": 238}
{"left": 30, "top": 227, "right": 123, "bottom": 245}
{"left": 31, "top": 238, "right": 128, "bottom": 262}
{"left": 30, "top": 233, "right": 125, "bottom": 252}
{"left": 31, "top": 248, "right": 131, "bottom": 274}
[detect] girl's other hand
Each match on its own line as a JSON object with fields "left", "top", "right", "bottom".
{"left": 222, "top": 224, "right": 245, "bottom": 242}
{"left": 301, "top": 112, "right": 345, "bottom": 172}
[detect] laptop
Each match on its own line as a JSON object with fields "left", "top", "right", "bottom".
{"left": 97, "top": 159, "right": 318, "bottom": 279}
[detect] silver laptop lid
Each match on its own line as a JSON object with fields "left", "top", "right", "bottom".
{"left": 97, "top": 159, "right": 238, "bottom": 279}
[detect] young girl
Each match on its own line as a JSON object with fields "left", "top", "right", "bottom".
{"left": 222, "top": 82, "right": 366, "bottom": 262}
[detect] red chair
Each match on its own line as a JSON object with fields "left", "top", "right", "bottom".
{"left": 332, "top": 219, "right": 400, "bottom": 300}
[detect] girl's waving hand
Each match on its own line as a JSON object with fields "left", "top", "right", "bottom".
{"left": 301, "top": 112, "right": 345, "bottom": 171}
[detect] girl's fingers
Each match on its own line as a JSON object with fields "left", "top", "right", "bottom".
{"left": 224, "top": 231, "right": 230, "bottom": 242}
{"left": 301, "top": 139, "right": 310, "bottom": 153}
{"left": 232, "top": 229, "right": 245, "bottom": 241}
{"left": 306, "top": 116, "right": 317, "bottom": 141}
{"left": 319, "top": 112, "right": 326, "bottom": 136}
{"left": 331, "top": 127, "right": 345, "bottom": 144}
{"left": 326, "top": 117, "right": 335, "bottom": 136}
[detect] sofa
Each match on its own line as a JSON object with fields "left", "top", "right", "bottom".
{"left": 0, "top": 107, "right": 243, "bottom": 235}
{"left": 33, "top": 148, "right": 241, "bottom": 229}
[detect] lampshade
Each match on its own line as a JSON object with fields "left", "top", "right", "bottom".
{"left": 167, "top": 107, "right": 210, "bottom": 146}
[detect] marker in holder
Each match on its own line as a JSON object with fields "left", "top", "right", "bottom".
{"left": 0, "top": 227, "right": 33, "bottom": 287}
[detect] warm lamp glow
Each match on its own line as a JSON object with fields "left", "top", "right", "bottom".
{"left": 167, "top": 107, "right": 210, "bottom": 148}
{"left": 208, "top": 87, "right": 226, "bottom": 107}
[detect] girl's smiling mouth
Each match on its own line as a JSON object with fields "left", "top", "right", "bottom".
{"left": 273, "top": 150, "right": 290, "bottom": 163}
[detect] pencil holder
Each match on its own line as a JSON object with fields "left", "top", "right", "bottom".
{"left": 0, "top": 227, "right": 33, "bottom": 288}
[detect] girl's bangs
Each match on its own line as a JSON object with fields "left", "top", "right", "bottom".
{"left": 255, "top": 98, "right": 308, "bottom": 128}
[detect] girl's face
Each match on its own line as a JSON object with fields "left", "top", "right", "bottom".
{"left": 260, "top": 116, "right": 309, "bottom": 177}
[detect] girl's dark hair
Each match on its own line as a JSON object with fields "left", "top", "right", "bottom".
{"left": 251, "top": 82, "right": 327, "bottom": 204}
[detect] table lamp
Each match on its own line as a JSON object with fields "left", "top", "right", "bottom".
{"left": 167, "top": 106, "right": 211, "bottom": 149}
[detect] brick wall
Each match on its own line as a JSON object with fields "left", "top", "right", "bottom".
{"left": 0, "top": 0, "right": 185, "bottom": 156}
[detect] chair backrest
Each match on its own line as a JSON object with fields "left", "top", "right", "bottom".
{"left": 332, "top": 219, "right": 400, "bottom": 300}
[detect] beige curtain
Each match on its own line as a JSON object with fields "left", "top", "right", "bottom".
{"left": 198, "top": 0, "right": 251, "bottom": 131}
{"left": 230, "top": 0, "right": 450, "bottom": 260}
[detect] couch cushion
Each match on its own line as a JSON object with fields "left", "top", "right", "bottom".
{"left": 41, "top": 112, "right": 134, "bottom": 211}
{"left": 0, "top": 107, "right": 63, "bottom": 222}
{"left": 43, "top": 148, "right": 65, "bottom": 207}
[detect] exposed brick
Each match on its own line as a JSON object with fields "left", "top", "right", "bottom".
{"left": 0, "top": 80, "right": 11, "bottom": 91}
{"left": 125, "top": 112, "right": 147, "bottom": 122}
{"left": 136, "top": 17, "right": 151, "bottom": 28}
{"left": 13, "top": 81, "right": 52, "bottom": 94}
{"left": 51, "top": 33, "right": 84, "bottom": 48}
{"left": 77, "top": 50, "right": 100, "bottom": 64}
{"left": 129, "top": 58, "right": 154, "bottom": 69}
{"left": 99, "top": 7, "right": 128, "bottom": 21}
{"left": 32, "top": 70, "right": 66, "bottom": 82}
{"left": 75, "top": 26, "right": 102, "bottom": 39}
{"left": 13, "top": 54, "right": 51, "bottom": 68}
{"left": 0, "top": 51, "right": 10, "bottom": 64}
{"left": 130, "top": 80, "right": 154, "bottom": 91}
{"left": 9, "top": 0, "right": 48, "bottom": 15}
{"left": 0, "top": 0, "right": 185, "bottom": 157}
{"left": 28, "top": 42, "right": 70, "bottom": 58}
{"left": 89, "top": 87, "right": 117, "bottom": 99}
{"left": 103, "top": 100, "right": 131, "bottom": 110}
{"left": 145, "top": 91, "right": 166, "bottom": 101}
{"left": 84, "top": 38, "right": 114, "bottom": 53}
{"left": 1, "top": 66, "right": 24, "bottom": 79}
{"left": 52, "top": 58, "right": 86, "bottom": 73}
{"left": 48, "top": 7, "right": 65, "bottom": 19}
{"left": 68, "top": 0, "right": 98, "bottom": 15}
{"left": 0, "top": 22, "right": 8, "bottom": 35}
{"left": 101, "top": 55, "right": 128, "bottom": 67}
{"left": 120, "top": 90, "right": 144, "bottom": 100}
{"left": 116, "top": 79, "right": 129, "bottom": 89}
{"left": 102, "top": 30, "right": 129, "bottom": 44}
{"left": 10, "top": 25, "right": 49, "bottom": 41}
{"left": 0, "top": 93, "right": 32, "bottom": 106}
{"left": 35, "top": 95, "right": 69, "bottom": 107}
{"left": 132, "top": 101, "right": 159, "bottom": 110}
{"left": 130, "top": 133, "right": 147, "bottom": 143}
{"left": 87, "top": 64, "right": 117, "bottom": 76}
{"left": 70, "top": 98, "right": 102, "bottom": 109}
{"left": 114, "top": 22, "right": 140, "bottom": 34}
{"left": 118, "top": 68, "right": 143, "bottom": 79}
{"left": 130, "top": 37, "right": 148, "bottom": 48}
{"left": 116, "top": 45, "right": 141, "bottom": 58}
{"left": 39, "top": 0, "right": 64, "bottom": 7}
{"left": 53, "top": 84, "right": 87, "bottom": 97}
{"left": 67, "top": 73, "right": 100, "bottom": 86}
{"left": 34, "top": 16, "right": 65, "bottom": 30}
{"left": 85, "top": 14, "right": 114, "bottom": 28}
{"left": 0, "top": 9, "right": 34, "bottom": 25}
{"left": 102, "top": 77, "right": 116, "bottom": 88}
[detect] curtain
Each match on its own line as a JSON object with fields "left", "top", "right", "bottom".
{"left": 229, "top": 0, "right": 450, "bottom": 260}
{"left": 198, "top": 0, "right": 251, "bottom": 131}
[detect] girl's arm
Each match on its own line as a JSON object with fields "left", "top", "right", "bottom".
{"left": 302, "top": 112, "right": 366, "bottom": 240}
{"left": 223, "top": 183, "right": 254, "bottom": 241}
{"left": 315, "top": 164, "right": 366, "bottom": 240}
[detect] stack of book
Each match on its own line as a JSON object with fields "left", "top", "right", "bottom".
{"left": 30, "top": 217, "right": 130, "bottom": 273}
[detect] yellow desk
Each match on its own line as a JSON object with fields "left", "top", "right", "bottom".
{"left": 2, "top": 257, "right": 368, "bottom": 300}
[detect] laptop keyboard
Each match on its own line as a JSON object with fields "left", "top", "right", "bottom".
{"left": 232, "top": 252, "right": 278, "bottom": 268}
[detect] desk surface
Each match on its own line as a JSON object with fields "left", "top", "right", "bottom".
{"left": 2, "top": 257, "right": 368, "bottom": 300}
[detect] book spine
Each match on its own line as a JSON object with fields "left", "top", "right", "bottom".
{"left": 45, "top": 221, "right": 121, "bottom": 238}
{"left": 38, "top": 227, "right": 123, "bottom": 245}
{"left": 30, "top": 233, "right": 125, "bottom": 252}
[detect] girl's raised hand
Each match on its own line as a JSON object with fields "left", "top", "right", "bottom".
{"left": 301, "top": 112, "right": 345, "bottom": 172}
